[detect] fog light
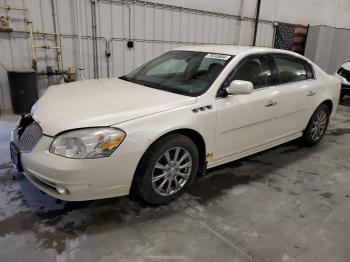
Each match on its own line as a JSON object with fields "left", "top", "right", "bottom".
{"left": 56, "top": 186, "right": 69, "bottom": 195}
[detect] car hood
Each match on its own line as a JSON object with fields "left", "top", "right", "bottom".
{"left": 33, "top": 78, "right": 196, "bottom": 136}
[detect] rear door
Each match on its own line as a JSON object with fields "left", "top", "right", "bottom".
{"left": 271, "top": 54, "right": 317, "bottom": 135}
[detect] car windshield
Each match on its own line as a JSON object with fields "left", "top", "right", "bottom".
{"left": 120, "top": 51, "right": 233, "bottom": 97}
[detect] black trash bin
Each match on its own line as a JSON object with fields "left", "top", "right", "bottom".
{"left": 7, "top": 70, "right": 38, "bottom": 115}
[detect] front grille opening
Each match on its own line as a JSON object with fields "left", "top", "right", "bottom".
{"left": 16, "top": 120, "right": 43, "bottom": 153}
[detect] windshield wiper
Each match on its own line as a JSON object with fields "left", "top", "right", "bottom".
{"left": 120, "top": 76, "right": 161, "bottom": 89}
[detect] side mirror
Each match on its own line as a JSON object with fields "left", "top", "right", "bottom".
{"left": 226, "top": 80, "right": 253, "bottom": 95}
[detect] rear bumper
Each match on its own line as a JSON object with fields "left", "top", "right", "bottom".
{"left": 19, "top": 135, "right": 140, "bottom": 201}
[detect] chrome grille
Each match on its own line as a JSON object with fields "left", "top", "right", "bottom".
{"left": 16, "top": 121, "right": 43, "bottom": 153}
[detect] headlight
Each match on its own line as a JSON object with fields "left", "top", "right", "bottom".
{"left": 49, "top": 128, "right": 126, "bottom": 159}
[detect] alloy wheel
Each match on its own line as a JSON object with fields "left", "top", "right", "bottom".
{"left": 151, "top": 147, "right": 192, "bottom": 196}
{"left": 311, "top": 110, "right": 327, "bottom": 141}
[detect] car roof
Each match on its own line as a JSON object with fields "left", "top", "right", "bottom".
{"left": 173, "top": 44, "right": 293, "bottom": 56}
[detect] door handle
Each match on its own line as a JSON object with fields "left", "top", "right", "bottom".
{"left": 265, "top": 100, "right": 278, "bottom": 107}
{"left": 307, "top": 90, "right": 316, "bottom": 97}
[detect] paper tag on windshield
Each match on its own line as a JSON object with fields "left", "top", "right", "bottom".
{"left": 205, "top": 53, "right": 231, "bottom": 60}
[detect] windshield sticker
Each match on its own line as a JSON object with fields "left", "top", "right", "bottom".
{"left": 205, "top": 53, "right": 231, "bottom": 60}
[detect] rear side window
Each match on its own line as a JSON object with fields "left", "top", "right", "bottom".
{"left": 274, "top": 55, "right": 308, "bottom": 84}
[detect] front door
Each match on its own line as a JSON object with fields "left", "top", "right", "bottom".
{"left": 214, "top": 55, "right": 281, "bottom": 161}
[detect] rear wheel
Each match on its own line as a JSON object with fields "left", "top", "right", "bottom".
{"left": 134, "top": 134, "right": 199, "bottom": 205}
{"left": 302, "top": 104, "right": 330, "bottom": 146}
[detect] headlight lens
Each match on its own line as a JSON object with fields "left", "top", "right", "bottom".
{"left": 49, "top": 128, "right": 126, "bottom": 159}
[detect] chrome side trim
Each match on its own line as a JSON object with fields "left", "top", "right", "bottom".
{"left": 219, "top": 108, "right": 307, "bottom": 135}
{"left": 219, "top": 116, "right": 279, "bottom": 135}
{"left": 211, "top": 131, "right": 303, "bottom": 165}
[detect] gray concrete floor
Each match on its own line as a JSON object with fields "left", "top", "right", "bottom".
{"left": 0, "top": 101, "right": 350, "bottom": 262}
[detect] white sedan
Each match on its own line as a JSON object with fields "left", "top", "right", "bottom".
{"left": 10, "top": 45, "right": 341, "bottom": 204}
{"left": 335, "top": 61, "right": 350, "bottom": 100}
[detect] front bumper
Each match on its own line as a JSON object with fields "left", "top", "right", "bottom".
{"left": 14, "top": 134, "right": 140, "bottom": 201}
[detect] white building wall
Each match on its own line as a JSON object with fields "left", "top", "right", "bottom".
{"left": 0, "top": 0, "right": 349, "bottom": 111}
{"left": 305, "top": 25, "right": 350, "bottom": 74}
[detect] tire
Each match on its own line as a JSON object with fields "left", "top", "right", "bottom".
{"left": 133, "top": 134, "right": 199, "bottom": 205}
{"left": 302, "top": 104, "right": 330, "bottom": 146}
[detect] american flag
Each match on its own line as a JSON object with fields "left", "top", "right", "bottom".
{"left": 274, "top": 23, "right": 308, "bottom": 55}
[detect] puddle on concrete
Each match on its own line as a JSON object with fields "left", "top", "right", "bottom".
{"left": 319, "top": 192, "right": 333, "bottom": 199}
{"left": 327, "top": 128, "right": 350, "bottom": 136}
{"left": 280, "top": 145, "right": 304, "bottom": 154}
{"left": 0, "top": 168, "right": 21, "bottom": 184}
{"left": 189, "top": 168, "right": 263, "bottom": 202}
{"left": 0, "top": 163, "right": 12, "bottom": 170}
{"left": 0, "top": 211, "right": 77, "bottom": 253}
{"left": 0, "top": 179, "right": 179, "bottom": 255}
{"left": 0, "top": 197, "right": 133, "bottom": 253}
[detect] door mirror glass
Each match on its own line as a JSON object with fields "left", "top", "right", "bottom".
{"left": 226, "top": 80, "right": 253, "bottom": 95}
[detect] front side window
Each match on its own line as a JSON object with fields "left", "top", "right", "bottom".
{"left": 223, "top": 55, "right": 273, "bottom": 89}
{"left": 120, "top": 51, "right": 233, "bottom": 97}
{"left": 274, "top": 55, "right": 308, "bottom": 84}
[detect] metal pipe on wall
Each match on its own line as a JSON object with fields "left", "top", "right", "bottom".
{"left": 236, "top": 0, "right": 245, "bottom": 45}
{"left": 75, "top": 0, "right": 85, "bottom": 79}
{"left": 252, "top": 0, "right": 262, "bottom": 46}
{"left": 50, "top": 0, "right": 63, "bottom": 72}
{"left": 102, "top": 0, "right": 133, "bottom": 78}
{"left": 50, "top": 0, "right": 57, "bottom": 33}
{"left": 120, "top": 0, "right": 273, "bottom": 25}
{"left": 90, "top": 0, "right": 99, "bottom": 79}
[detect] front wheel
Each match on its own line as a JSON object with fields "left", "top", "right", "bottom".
{"left": 133, "top": 134, "right": 199, "bottom": 205}
{"left": 302, "top": 104, "right": 330, "bottom": 146}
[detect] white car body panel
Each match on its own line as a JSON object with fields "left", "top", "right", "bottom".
{"left": 13, "top": 45, "right": 341, "bottom": 201}
{"left": 32, "top": 78, "right": 196, "bottom": 136}
{"left": 215, "top": 86, "right": 281, "bottom": 160}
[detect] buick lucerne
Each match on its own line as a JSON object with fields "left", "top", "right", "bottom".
{"left": 10, "top": 45, "right": 341, "bottom": 204}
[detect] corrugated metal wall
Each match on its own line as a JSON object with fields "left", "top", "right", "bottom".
{"left": 0, "top": 0, "right": 275, "bottom": 110}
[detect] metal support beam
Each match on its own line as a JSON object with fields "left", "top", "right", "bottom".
{"left": 90, "top": 0, "right": 99, "bottom": 79}
{"left": 252, "top": 0, "right": 261, "bottom": 46}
